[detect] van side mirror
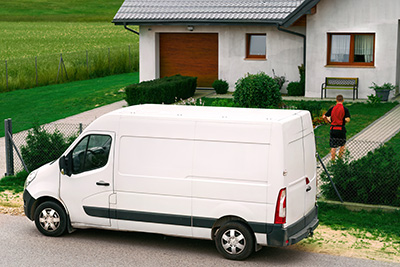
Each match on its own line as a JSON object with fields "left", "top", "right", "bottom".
{"left": 59, "top": 155, "right": 72, "bottom": 176}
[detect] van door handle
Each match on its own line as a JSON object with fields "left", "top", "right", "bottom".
{"left": 306, "top": 185, "right": 312, "bottom": 192}
{"left": 96, "top": 181, "right": 110, "bottom": 186}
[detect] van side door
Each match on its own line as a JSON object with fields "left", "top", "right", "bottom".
{"left": 60, "top": 132, "right": 115, "bottom": 226}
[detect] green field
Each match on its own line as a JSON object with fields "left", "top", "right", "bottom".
{"left": 0, "top": 22, "right": 138, "bottom": 60}
{"left": 0, "top": 0, "right": 124, "bottom": 22}
{"left": 0, "top": 72, "right": 139, "bottom": 137}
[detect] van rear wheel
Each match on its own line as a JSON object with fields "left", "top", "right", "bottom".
{"left": 34, "top": 201, "right": 67, "bottom": 237}
{"left": 215, "top": 221, "right": 254, "bottom": 260}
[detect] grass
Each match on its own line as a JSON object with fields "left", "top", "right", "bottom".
{"left": 0, "top": 172, "right": 27, "bottom": 193}
{"left": 0, "top": 72, "right": 139, "bottom": 137}
{"left": 318, "top": 201, "right": 400, "bottom": 238}
{"left": 0, "top": 22, "right": 138, "bottom": 60}
{"left": 0, "top": 0, "right": 124, "bottom": 22}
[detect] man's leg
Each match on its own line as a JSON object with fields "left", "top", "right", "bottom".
{"left": 331, "top": 147, "right": 337, "bottom": 161}
{"left": 338, "top": 145, "right": 346, "bottom": 158}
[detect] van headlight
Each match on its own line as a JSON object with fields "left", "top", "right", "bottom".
{"left": 24, "top": 170, "right": 38, "bottom": 189}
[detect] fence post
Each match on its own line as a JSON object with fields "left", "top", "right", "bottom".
{"left": 35, "top": 56, "right": 38, "bottom": 86}
{"left": 5, "top": 60, "right": 8, "bottom": 91}
{"left": 79, "top": 123, "right": 83, "bottom": 134}
{"left": 4, "top": 118, "right": 14, "bottom": 176}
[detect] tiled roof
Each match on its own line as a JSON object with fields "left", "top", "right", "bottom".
{"left": 113, "top": 0, "right": 313, "bottom": 25}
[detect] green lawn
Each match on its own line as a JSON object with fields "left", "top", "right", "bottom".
{"left": 0, "top": 72, "right": 138, "bottom": 137}
{"left": 0, "top": 0, "right": 124, "bottom": 22}
{"left": 0, "top": 22, "right": 138, "bottom": 60}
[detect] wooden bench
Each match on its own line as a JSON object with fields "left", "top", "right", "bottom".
{"left": 321, "top": 77, "right": 359, "bottom": 100}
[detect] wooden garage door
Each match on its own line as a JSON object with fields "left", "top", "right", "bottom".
{"left": 159, "top": 33, "right": 218, "bottom": 87}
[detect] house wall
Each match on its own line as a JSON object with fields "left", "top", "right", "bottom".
{"left": 306, "top": 0, "right": 400, "bottom": 99}
{"left": 139, "top": 25, "right": 305, "bottom": 92}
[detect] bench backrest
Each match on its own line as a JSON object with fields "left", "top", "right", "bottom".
{"left": 326, "top": 77, "right": 358, "bottom": 87}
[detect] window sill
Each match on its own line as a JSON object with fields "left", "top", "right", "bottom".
{"left": 244, "top": 58, "right": 267, "bottom": 61}
{"left": 325, "top": 65, "right": 375, "bottom": 68}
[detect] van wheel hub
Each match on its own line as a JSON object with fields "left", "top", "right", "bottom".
{"left": 39, "top": 208, "right": 61, "bottom": 232}
{"left": 221, "top": 229, "right": 246, "bottom": 255}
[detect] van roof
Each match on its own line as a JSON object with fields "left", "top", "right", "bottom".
{"left": 107, "top": 104, "right": 308, "bottom": 123}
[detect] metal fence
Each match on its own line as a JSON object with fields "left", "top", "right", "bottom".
{"left": 0, "top": 44, "right": 139, "bottom": 93}
{"left": 3, "top": 119, "right": 86, "bottom": 176}
{"left": 3, "top": 120, "right": 400, "bottom": 208}
{"left": 316, "top": 137, "right": 400, "bottom": 207}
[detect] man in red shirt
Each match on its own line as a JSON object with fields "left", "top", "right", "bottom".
{"left": 323, "top": 95, "right": 351, "bottom": 160}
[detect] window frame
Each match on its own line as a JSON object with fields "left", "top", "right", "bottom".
{"left": 70, "top": 134, "right": 112, "bottom": 175}
{"left": 246, "top": 33, "right": 267, "bottom": 59}
{"left": 327, "top": 33, "right": 375, "bottom": 66}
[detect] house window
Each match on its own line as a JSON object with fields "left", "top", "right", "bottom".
{"left": 246, "top": 34, "right": 266, "bottom": 59}
{"left": 327, "top": 33, "right": 375, "bottom": 66}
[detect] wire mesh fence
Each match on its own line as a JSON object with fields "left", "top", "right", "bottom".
{"left": 316, "top": 136, "right": 400, "bottom": 207}
{"left": 3, "top": 121, "right": 86, "bottom": 176}
{"left": 0, "top": 44, "right": 139, "bottom": 93}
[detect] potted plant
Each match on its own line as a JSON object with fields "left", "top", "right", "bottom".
{"left": 369, "top": 82, "right": 397, "bottom": 101}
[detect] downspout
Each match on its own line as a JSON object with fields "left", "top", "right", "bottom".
{"left": 276, "top": 25, "right": 306, "bottom": 68}
{"left": 124, "top": 22, "right": 139, "bottom": 35}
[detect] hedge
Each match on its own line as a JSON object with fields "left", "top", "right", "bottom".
{"left": 125, "top": 75, "right": 197, "bottom": 106}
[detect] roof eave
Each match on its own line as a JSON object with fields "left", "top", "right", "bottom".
{"left": 281, "top": 0, "right": 320, "bottom": 27}
{"left": 112, "top": 19, "right": 283, "bottom": 26}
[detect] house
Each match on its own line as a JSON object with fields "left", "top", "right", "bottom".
{"left": 113, "top": 0, "right": 400, "bottom": 100}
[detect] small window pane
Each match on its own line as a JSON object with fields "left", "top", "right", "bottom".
{"left": 330, "top": 35, "right": 350, "bottom": 62}
{"left": 71, "top": 135, "right": 112, "bottom": 174}
{"left": 354, "top": 35, "right": 374, "bottom": 63}
{"left": 249, "top": 35, "right": 266, "bottom": 56}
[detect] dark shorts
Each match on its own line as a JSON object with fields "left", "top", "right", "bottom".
{"left": 330, "top": 130, "right": 346, "bottom": 148}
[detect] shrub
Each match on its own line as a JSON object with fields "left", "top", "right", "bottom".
{"left": 287, "top": 81, "right": 304, "bottom": 96}
{"left": 287, "top": 64, "right": 305, "bottom": 96}
{"left": 211, "top": 99, "right": 239, "bottom": 107}
{"left": 294, "top": 100, "right": 323, "bottom": 119}
{"left": 21, "top": 126, "right": 77, "bottom": 171}
{"left": 125, "top": 75, "right": 197, "bottom": 106}
{"left": 233, "top": 72, "right": 282, "bottom": 108}
{"left": 321, "top": 145, "right": 400, "bottom": 207}
{"left": 212, "top": 79, "right": 229, "bottom": 94}
{"left": 272, "top": 69, "right": 287, "bottom": 91}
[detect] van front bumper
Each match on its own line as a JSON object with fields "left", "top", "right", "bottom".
{"left": 267, "top": 205, "right": 319, "bottom": 246}
{"left": 23, "top": 189, "right": 36, "bottom": 221}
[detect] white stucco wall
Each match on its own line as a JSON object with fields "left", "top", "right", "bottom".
{"left": 306, "top": 0, "right": 400, "bottom": 99}
{"left": 139, "top": 25, "right": 305, "bottom": 92}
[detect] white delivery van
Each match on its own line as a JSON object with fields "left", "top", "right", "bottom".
{"left": 23, "top": 104, "right": 318, "bottom": 260}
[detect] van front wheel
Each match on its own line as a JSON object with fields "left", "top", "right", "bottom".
{"left": 215, "top": 221, "right": 254, "bottom": 260}
{"left": 34, "top": 201, "right": 67, "bottom": 237}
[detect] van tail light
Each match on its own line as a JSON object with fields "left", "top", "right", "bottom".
{"left": 306, "top": 177, "right": 310, "bottom": 185}
{"left": 274, "top": 188, "right": 286, "bottom": 224}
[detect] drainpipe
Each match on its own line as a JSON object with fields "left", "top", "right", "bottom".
{"left": 124, "top": 23, "right": 139, "bottom": 35}
{"left": 277, "top": 25, "right": 306, "bottom": 68}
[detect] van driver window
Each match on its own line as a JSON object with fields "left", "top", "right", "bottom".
{"left": 71, "top": 135, "right": 112, "bottom": 174}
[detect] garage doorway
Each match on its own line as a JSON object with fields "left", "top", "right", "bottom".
{"left": 159, "top": 33, "right": 218, "bottom": 88}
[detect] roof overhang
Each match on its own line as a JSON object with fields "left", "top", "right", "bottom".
{"left": 112, "top": 0, "right": 320, "bottom": 28}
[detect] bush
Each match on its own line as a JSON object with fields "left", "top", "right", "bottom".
{"left": 287, "top": 81, "right": 304, "bottom": 96}
{"left": 212, "top": 79, "right": 229, "bottom": 94}
{"left": 211, "top": 99, "right": 239, "bottom": 107}
{"left": 294, "top": 100, "right": 323, "bottom": 119}
{"left": 287, "top": 64, "right": 305, "bottom": 96}
{"left": 233, "top": 72, "right": 282, "bottom": 108}
{"left": 21, "top": 126, "right": 77, "bottom": 171}
{"left": 321, "top": 145, "right": 400, "bottom": 207}
{"left": 125, "top": 75, "right": 197, "bottom": 106}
